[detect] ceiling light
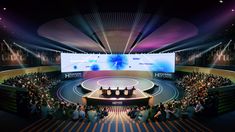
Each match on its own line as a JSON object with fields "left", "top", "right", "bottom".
{"left": 219, "top": 0, "right": 223, "bottom": 3}
{"left": 232, "top": 9, "right": 234, "bottom": 12}
{"left": 3, "top": 8, "right": 6, "bottom": 10}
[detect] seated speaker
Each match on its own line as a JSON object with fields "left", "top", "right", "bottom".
{"left": 102, "top": 89, "right": 107, "bottom": 95}
{"left": 130, "top": 86, "right": 136, "bottom": 95}
{"left": 107, "top": 87, "right": 112, "bottom": 96}
{"left": 124, "top": 87, "right": 128, "bottom": 96}
{"left": 115, "top": 87, "right": 120, "bottom": 96}
{"left": 99, "top": 86, "right": 103, "bottom": 95}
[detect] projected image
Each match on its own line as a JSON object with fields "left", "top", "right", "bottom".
{"left": 151, "top": 60, "right": 174, "bottom": 72}
{"left": 107, "top": 54, "right": 128, "bottom": 70}
{"left": 61, "top": 53, "right": 175, "bottom": 73}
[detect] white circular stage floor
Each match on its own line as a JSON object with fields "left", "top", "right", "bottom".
{"left": 81, "top": 76, "right": 155, "bottom": 91}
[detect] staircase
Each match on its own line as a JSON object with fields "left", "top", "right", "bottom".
{"left": 20, "top": 106, "right": 212, "bottom": 132}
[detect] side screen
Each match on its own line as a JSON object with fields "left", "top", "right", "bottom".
{"left": 61, "top": 53, "right": 175, "bottom": 73}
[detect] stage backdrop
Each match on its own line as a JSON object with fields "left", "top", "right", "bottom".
{"left": 61, "top": 53, "right": 175, "bottom": 73}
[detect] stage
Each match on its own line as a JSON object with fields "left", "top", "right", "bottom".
{"left": 84, "top": 89, "right": 151, "bottom": 105}
{"left": 57, "top": 76, "right": 179, "bottom": 105}
{"left": 79, "top": 77, "right": 154, "bottom": 105}
{"left": 81, "top": 77, "right": 155, "bottom": 91}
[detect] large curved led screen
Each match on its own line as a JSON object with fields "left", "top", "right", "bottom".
{"left": 61, "top": 53, "right": 175, "bottom": 73}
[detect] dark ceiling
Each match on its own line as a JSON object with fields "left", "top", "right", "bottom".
{"left": 0, "top": 0, "right": 235, "bottom": 53}
{"left": 0, "top": 0, "right": 232, "bottom": 24}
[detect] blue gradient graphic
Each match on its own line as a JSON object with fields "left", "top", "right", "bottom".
{"left": 73, "top": 65, "right": 77, "bottom": 70}
{"left": 91, "top": 64, "right": 100, "bottom": 71}
{"left": 107, "top": 54, "right": 128, "bottom": 70}
{"left": 151, "top": 60, "right": 174, "bottom": 72}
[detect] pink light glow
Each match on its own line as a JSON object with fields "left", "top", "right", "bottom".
{"left": 132, "top": 18, "right": 198, "bottom": 52}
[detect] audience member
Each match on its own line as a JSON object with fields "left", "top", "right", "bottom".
{"left": 87, "top": 106, "right": 98, "bottom": 122}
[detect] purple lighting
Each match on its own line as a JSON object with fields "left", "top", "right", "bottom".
{"left": 38, "top": 19, "right": 105, "bottom": 52}
{"left": 131, "top": 18, "right": 198, "bottom": 52}
{"left": 37, "top": 15, "right": 198, "bottom": 53}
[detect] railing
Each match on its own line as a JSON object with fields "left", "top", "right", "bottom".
{"left": 0, "top": 84, "right": 28, "bottom": 115}
{"left": 207, "top": 84, "right": 235, "bottom": 114}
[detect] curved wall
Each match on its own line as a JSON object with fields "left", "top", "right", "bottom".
{"left": 0, "top": 66, "right": 60, "bottom": 83}
{"left": 176, "top": 66, "right": 235, "bottom": 83}
{"left": 1, "top": 66, "right": 235, "bottom": 83}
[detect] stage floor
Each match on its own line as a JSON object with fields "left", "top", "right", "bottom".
{"left": 57, "top": 77, "right": 179, "bottom": 105}
{"left": 81, "top": 76, "right": 155, "bottom": 91}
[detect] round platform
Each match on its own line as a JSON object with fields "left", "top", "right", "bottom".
{"left": 57, "top": 78, "right": 178, "bottom": 105}
{"left": 81, "top": 76, "right": 155, "bottom": 91}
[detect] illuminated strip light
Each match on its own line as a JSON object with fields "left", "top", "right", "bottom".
{"left": 31, "top": 41, "right": 75, "bottom": 53}
{"left": 73, "top": 47, "right": 88, "bottom": 53}
{"left": 181, "top": 42, "right": 222, "bottom": 64}
{"left": 13, "top": 42, "right": 55, "bottom": 64}
{"left": 95, "top": 42, "right": 108, "bottom": 54}
{"left": 13, "top": 42, "right": 38, "bottom": 56}
{"left": 151, "top": 35, "right": 211, "bottom": 53}
{"left": 148, "top": 40, "right": 198, "bottom": 53}
{"left": 32, "top": 46, "right": 62, "bottom": 52}
{"left": 93, "top": 12, "right": 112, "bottom": 54}
{"left": 173, "top": 44, "right": 210, "bottom": 53}
{"left": 63, "top": 42, "right": 88, "bottom": 53}
{"left": 128, "top": 42, "right": 139, "bottom": 54}
{"left": 123, "top": 13, "right": 143, "bottom": 54}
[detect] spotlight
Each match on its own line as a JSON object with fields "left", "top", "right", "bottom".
{"left": 232, "top": 9, "right": 234, "bottom": 12}
{"left": 219, "top": 0, "right": 223, "bottom": 3}
{"left": 3, "top": 7, "right": 6, "bottom": 10}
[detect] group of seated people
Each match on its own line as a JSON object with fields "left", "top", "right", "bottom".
{"left": 86, "top": 106, "right": 109, "bottom": 122}
{"left": 176, "top": 72, "right": 232, "bottom": 113}
{"left": 126, "top": 100, "right": 197, "bottom": 122}
{"left": 3, "top": 72, "right": 61, "bottom": 117}
{"left": 3, "top": 72, "right": 60, "bottom": 104}
{"left": 34, "top": 100, "right": 109, "bottom": 122}
{"left": 2, "top": 71, "right": 233, "bottom": 122}
{"left": 127, "top": 72, "right": 233, "bottom": 122}
{"left": 2, "top": 72, "right": 110, "bottom": 122}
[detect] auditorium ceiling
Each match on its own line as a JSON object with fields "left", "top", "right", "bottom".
{"left": 0, "top": 0, "right": 235, "bottom": 53}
